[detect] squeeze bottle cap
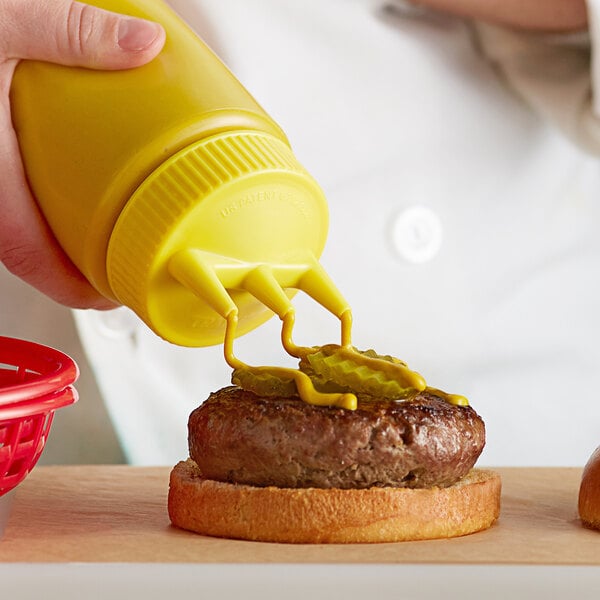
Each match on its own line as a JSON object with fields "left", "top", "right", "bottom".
{"left": 106, "top": 130, "right": 337, "bottom": 347}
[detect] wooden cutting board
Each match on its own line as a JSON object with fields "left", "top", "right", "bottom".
{"left": 0, "top": 466, "right": 598, "bottom": 564}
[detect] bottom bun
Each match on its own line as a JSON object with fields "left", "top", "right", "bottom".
{"left": 579, "top": 445, "right": 600, "bottom": 530}
{"left": 168, "top": 459, "right": 501, "bottom": 543}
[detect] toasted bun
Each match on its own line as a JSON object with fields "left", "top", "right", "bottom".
{"left": 579, "top": 446, "right": 600, "bottom": 530}
{"left": 168, "top": 459, "right": 501, "bottom": 543}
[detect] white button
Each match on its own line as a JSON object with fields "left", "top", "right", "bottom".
{"left": 390, "top": 206, "right": 443, "bottom": 264}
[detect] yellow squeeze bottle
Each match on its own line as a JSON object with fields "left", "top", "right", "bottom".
{"left": 10, "top": 0, "right": 350, "bottom": 347}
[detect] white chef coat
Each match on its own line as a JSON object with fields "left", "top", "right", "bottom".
{"left": 6, "top": 0, "right": 600, "bottom": 467}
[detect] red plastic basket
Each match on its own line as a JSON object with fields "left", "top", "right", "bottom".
{"left": 0, "top": 336, "right": 78, "bottom": 496}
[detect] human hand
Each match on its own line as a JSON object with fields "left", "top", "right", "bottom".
{"left": 0, "top": 0, "right": 165, "bottom": 309}
{"left": 407, "top": 0, "right": 587, "bottom": 32}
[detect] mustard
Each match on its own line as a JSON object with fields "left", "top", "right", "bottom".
{"left": 10, "top": 0, "right": 335, "bottom": 348}
{"left": 224, "top": 311, "right": 357, "bottom": 410}
{"left": 225, "top": 305, "right": 467, "bottom": 409}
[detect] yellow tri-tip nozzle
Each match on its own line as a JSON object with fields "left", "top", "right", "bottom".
{"left": 168, "top": 249, "right": 352, "bottom": 346}
{"left": 105, "top": 130, "right": 332, "bottom": 347}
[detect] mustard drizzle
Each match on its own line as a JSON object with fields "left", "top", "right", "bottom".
{"left": 224, "top": 305, "right": 467, "bottom": 409}
{"left": 224, "top": 309, "right": 357, "bottom": 409}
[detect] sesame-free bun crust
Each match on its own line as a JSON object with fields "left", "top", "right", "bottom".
{"left": 579, "top": 445, "right": 600, "bottom": 530}
{"left": 168, "top": 459, "right": 501, "bottom": 543}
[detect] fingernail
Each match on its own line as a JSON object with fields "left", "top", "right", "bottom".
{"left": 118, "top": 18, "right": 162, "bottom": 52}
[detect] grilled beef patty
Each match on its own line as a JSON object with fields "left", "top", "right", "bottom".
{"left": 188, "top": 386, "right": 485, "bottom": 489}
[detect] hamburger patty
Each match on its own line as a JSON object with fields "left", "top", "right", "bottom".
{"left": 188, "top": 386, "right": 486, "bottom": 489}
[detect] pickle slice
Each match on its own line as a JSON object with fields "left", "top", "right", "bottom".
{"left": 232, "top": 368, "right": 298, "bottom": 398}
{"left": 231, "top": 344, "right": 470, "bottom": 408}
{"left": 232, "top": 366, "right": 357, "bottom": 409}
{"left": 300, "top": 344, "right": 426, "bottom": 400}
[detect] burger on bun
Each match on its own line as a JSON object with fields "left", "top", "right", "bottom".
{"left": 168, "top": 344, "right": 501, "bottom": 543}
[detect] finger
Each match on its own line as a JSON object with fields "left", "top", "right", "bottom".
{"left": 0, "top": 67, "right": 116, "bottom": 309}
{"left": 1, "top": 0, "right": 166, "bottom": 69}
{"left": 407, "top": 0, "right": 587, "bottom": 31}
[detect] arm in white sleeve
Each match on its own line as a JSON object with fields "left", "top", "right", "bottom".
{"left": 472, "top": 1, "right": 600, "bottom": 154}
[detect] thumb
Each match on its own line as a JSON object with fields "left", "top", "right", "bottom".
{"left": 3, "top": 0, "right": 165, "bottom": 69}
